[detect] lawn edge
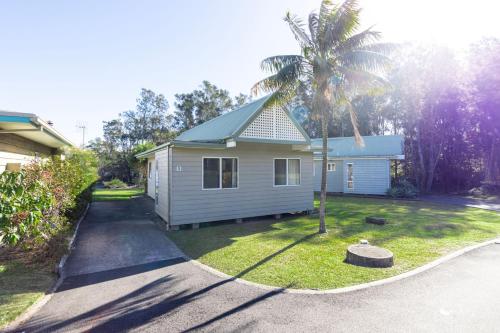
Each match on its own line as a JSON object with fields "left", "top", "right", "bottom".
{"left": 185, "top": 237, "right": 500, "bottom": 294}
{"left": 1, "top": 202, "right": 91, "bottom": 331}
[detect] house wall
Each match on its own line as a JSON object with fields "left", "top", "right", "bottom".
{"left": 154, "top": 148, "right": 169, "bottom": 222}
{"left": 342, "top": 158, "right": 391, "bottom": 195}
{"left": 168, "top": 142, "right": 313, "bottom": 226}
{"left": 146, "top": 156, "right": 156, "bottom": 199}
{"left": 313, "top": 159, "right": 344, "bottom": 192}
{"left": 0, "top": 134, "right": 53, "bottom": 172}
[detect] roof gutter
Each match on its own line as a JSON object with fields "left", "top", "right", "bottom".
{"left": 31, "top": 117, "right": 75, "bottom": 147}
{"left": 0, "top": 111, "right": 75, "bottom": 147}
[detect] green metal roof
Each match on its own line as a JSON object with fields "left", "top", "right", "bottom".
{"left": 136, "top": 95, "right": 312, "bottom": 158}
{"left": 175, "top": 95, "right": 273, "bottom": 142}
{"left": 312, "top": 135, "right": 404, "bottom": 158}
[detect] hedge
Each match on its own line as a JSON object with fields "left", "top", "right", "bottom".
{"left": 0, "top": 148, "right": 98, "bottom": 247}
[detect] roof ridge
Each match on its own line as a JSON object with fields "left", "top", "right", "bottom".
{"left": 175, "top": 94, "right": 272, "bottom": 142}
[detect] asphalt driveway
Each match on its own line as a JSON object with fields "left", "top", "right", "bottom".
{"left": 14, "top": 196, "right": 500, "bottom": 332}
{"left": 62, "top": 198, "right": 183, "bottom": 277}
{"left": 421, "top": 194, "right": 500, "bottom": 212}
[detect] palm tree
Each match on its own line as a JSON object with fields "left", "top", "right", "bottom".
{"left": 252, "top": 0, "right": 391, "bottom": 234}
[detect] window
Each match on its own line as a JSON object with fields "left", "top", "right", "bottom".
{"left": 222, "top": 158, "right": 238, "bottom": 188}
{"left": 148, "top": 162, "right": 152, "bottom": 179}
{"left": 347, "top": 163, "right": 354, "bottom": 189}
{"left": 203, "top": 157, "right": 238, "bottom": 189}
{"left": 327, "top": 161, "right": 336, "bottom": 172}
{"left": 274, "top": 158, "right": 301, "bottom": 186}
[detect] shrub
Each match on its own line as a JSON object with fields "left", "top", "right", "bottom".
{"left": 103, "top": 178, "right": 127, "bottom": 189}
{"left": 0, "top": 148, "right": 98, "bottom": 247}
{"left": 387, "top": 179, "right": 418, "bottom": 198}
{"left": 0, "top": 171, "right": 54, "bottom": 245}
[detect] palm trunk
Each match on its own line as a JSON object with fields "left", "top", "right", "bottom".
{"left": 319, "top": 109, "right": 328, "bottom": 234}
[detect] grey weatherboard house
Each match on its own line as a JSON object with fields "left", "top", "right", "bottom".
{"left": 136, "top": 95, "right": 315, "bottom": 229}
{"left": 312, "top": 135, "right": 404, "bottom": 195}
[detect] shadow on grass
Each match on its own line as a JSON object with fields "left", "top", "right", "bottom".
{"left": 170, "top": 196, "right": 499, "bottom": 263}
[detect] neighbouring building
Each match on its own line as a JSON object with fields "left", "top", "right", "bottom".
{"left": 312, "top": 135, "right": 404, "bottom": 195}
{"left": 136, "top": 95, "right": 315, "bottom": 229}
{"left": 0, "top": 110, "right": 74, "bottom": 172}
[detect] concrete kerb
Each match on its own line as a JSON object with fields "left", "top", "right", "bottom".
{"left": 57, "top": 202, "right": 91, "bottom": 279}
{"left": 185, "top": 237, "right": 500, "bottom": 295}
{"left": 3, "top": 202, "right": 91, "bottom": 332}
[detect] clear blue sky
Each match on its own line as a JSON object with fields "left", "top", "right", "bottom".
{"left": 1, "top": 0, "right": 498, "bottom": 145}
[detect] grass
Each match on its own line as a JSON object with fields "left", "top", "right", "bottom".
{"left": 169, "top": 196, "right": 500, "bottom": 290}
{"left": 0, "top": 260, "right": 53, "bottom": 328}
{"left": 92, "top": 187, "right": 144, "bottom": 201}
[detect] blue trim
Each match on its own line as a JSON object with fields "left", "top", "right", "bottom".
{"left": 0, "top": 115, "right": 31, "bottom": 123}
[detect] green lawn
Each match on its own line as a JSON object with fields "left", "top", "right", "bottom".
{"left": 92, "top": 187, "right": 144, "bottom": 201}
{"left": 169, "top": 196, "right": 500, "bottom": 290}
{"left": 0, "top": 260, "right": 53, "bottom": 328}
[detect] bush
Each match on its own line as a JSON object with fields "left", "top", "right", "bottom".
{"left": 103, "top": 178, "right": 127, "bottom": 189}
{"left": 387, "top": 179, "right": 418, "bottom": 198}
{"left": 0, "top": 148, "right": 98, "bottom": 247}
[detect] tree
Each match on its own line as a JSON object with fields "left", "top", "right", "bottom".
{"left": 386, "top": 45, "right": 464, "bottom": 192}
{"left": 467, "top": 39, "right": 500, "bottom": 187}
{"left": 122, "top": 88, "right": 174, "bottom": 145}
{"left": 173, "top": 81, "right": 252, "bottom": 131}
{"left": 252, "top": 0, "right": 390, "bottom": 233}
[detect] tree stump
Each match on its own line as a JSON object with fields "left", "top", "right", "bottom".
{"left": 346, "top": 244, "right": 394, "bottom": 268}
{"left": 365, "top": 217, "right": 386, "bottom": 225}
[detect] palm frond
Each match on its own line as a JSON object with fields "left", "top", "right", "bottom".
{"left": 308, "top": 12, "right": 319, "bottom": 44}
{"left": 357, "top": 42, "right": 399, "bottom": 55}
{"left": 262, "top": 82, "right": 301, "bottom": 109}
{"left": 336, "top": 28, "right": 381, "bottom": 55}
{"left": 339, "top": 67, "right": 391, "bottom": 93}
{"left": 322, "top": 0, "right": 361, "bottom": 51}
{"left": 284, "top": 12, "right": 313, "bottom": 50}
{"left": 260, "top": 55, "right": 305, "bottom": 73}
{"left": 252, "top": 61, "right": 305, "bottom": 96}
{"left": 317, "top": 0, "right": 337, "bottom": 50}
{"left": 337, "top": 92, "right": 364, "bottom": 147}
{"left": 339, "top": 50, "right": 391, "bottom": 72}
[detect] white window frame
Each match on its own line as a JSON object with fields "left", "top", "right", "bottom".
{"left": 327, "top": 161, "right": 336, "bottom": 172}
{"left": 347, "top": 162, "right": 354, "bottom": 190}
{"left": 273, "top": 158, "right": 301, "bottom": 187}
{"left": 202, "top": 157, "right": 239, "bottom": 190}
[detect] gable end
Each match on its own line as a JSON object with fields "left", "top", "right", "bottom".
{"left": 238, "top": 106, "right": 306, "bottom": 142}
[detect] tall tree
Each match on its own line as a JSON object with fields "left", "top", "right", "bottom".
{"left": 174, "top": 81, "right": 250, "bottom": 131}
{"left": 467, "top": 38, "right": 500, "bottom": 186}
{"left": 122, "top": 88, "right": 174, "bottom": 145}
{"left": 387, "top": 45, "right": 463, "bottom": 192}
{"left": 252, "top": 0, "right": 390, "bottom": 233}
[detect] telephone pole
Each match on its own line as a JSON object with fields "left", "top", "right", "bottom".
{"left": 76, "top": 123, "right": 86, "bottom": 148}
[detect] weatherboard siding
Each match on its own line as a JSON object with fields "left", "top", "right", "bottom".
{"left": 342, "top": 159, "right": 390, "bottom": 195}
{"left": 0, "top": 134, "right": 54, "bottom": 172}
{"left": 169, "top": 142, "right": 313, "bottom": 225}
{"left": 155, "top": 148, "right": 169, "bottom": 222}
{"left": 313, "top": 160, "right": 344, "bottom": 192}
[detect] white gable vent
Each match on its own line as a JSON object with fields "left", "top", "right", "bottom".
{"left": 239, "top": 106, "right": 306, "bottom": 142}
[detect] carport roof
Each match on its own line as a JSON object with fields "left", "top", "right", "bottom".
{"left": 0, "top": 110, "right": 74, "bottom": 148}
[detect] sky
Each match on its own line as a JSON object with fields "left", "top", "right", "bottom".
{"left": 1, "top": 0, "right": 499, "bottom": 146}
